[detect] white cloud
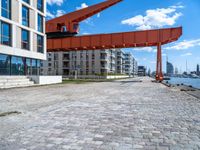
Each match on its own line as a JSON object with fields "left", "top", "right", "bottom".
{"left": 150, "top": 61, "right": 156, "bottom": 64}
{"left": 143, "top": 58, "right": 147, "bottom": 61}
{"left": 97, "top": 13, "right": 101, "bottom": 18}
{"left": 46, "top": 10, "right": 55, "bottom": 19}
{"left": 46, "top": 9, "right": 66, "bottom": 19}
{"left": 133, "top": 47, "right": 156, "bottom": 53}
{"left": 47, "top": 0, "right": 64, "bottom": 6}
{"left": 165, "top": 39, "right": 200, "bottom": 50}
{"left": 76, "top": 3, "right": 88, "bottom": 10}
{"left": 181, "top": 53, "right": 192, "bottom": 56}
{"left": 170, "top": 4, "right": 184, "bottom": 9}
{"left": 56, "top": 10, "right": 66, "bottom": 17}
{"left": 121, "top": 4, "right": 183, "bottom": 30}
{"left": 82, "top": 32, "right": 90, "bottom": 35}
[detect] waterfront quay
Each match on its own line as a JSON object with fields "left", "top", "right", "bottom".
{"left": 0, "top": 77, "right": 200, "bottom": 150}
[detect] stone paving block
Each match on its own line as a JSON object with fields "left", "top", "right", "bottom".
{"left": 0, "top": 78, "right": 200, "bottom": 150}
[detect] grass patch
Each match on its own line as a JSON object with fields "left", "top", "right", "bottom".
{"left": 62, "top": 78, "right": 129, "bottom": 84}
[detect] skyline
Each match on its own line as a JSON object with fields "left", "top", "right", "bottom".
{"left": 46, "top": 0, "right": 200, "bottom": 72}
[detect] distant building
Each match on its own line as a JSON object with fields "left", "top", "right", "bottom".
{"left": 133, "top": 57, "right": 138, "bottom": 76}
{"left": 41, "top": 49, "right": 138, "bottom": 77}
{"left": 41, "top": 49, "right": 116, "bottom": 76}
{"left": 138, "top": 66, "right": 146, "bottom": 76}
{"left": 197, "top": 64, "right": 200, "bottom": 75}
{"left": 166, "top": 61, "right": 174, "bottom": 76}
{"left": 175, "top": 67, "right": 178, "bottom": 75}
{"left": 115, "top": 49, "right": 125, "bottom": 74}
{"left": 147, "top": 68, "right": 151, "bottom": 76}
{"left": 124, "top": 53, "right": 133, "bottom": 75}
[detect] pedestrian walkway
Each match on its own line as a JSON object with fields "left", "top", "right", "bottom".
{"left": 0, "top": 77, "right": 200, "bottom": 150}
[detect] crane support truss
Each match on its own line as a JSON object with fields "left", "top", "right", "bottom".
{"left": 46, "top": 0, "right": 183, "bottom": 81}
{"left": 47, "top": 27, "right": 182, "bottom": 51}
{"left": 47, "top": 27, "right": 182, "bottom": 81}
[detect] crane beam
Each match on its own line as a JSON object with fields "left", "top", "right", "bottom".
{"left": 45, "top": 0, "right": 183, "bottom": 82}
{"left": 47, "top": 27, "right": 182, "bottom": 52}
{"left": 46, "top": 0, "right": 122, "bottom": 34}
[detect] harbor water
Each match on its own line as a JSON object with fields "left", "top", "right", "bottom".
{"left": 168, "top": 77, "right": 200, "bottom": 89}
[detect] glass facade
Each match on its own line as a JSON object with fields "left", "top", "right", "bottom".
{"left": 21, "top": 29, "right": 30, "bottom": 50}
{"left": 0, "top": 54, "right": 41, "bottom": 76}
{"left": 37, "top": 35, "right": 44, "bottom": 53}
{"left": 25, "top": 58, "right": 31, "bottom": 75}
{"left": 1, "top": 0, "right": 11, "bottom": 19}
{"left": 0, "top": 54, "right": 11, "bottom": 75}
{"left": 0, "top": 0, "right": 45, "bottom": 76}
{"left": 22, "top": 0, "right": 30, "bottom": 4}
{"left": 22, "top": 5, "right": 29, "bottom": 27}
{"left": 38, "top": 14, "right": 43, "bottom": 33}
{"left": 0, "top": 21, "right": 12, "bottom": 46}
{"left": 11, "top": 56, "right": 25, "bottom": 75}
{"left": 37, "top": 0, "right": 43, "bottom": 12}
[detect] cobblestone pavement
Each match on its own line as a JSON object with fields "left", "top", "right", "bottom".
{"left": 0, "top": 77, "right": 200, "bottom": 150}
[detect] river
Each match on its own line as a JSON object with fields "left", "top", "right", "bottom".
{"left": 167, "top": 77, "right": 200, "bottom": 89}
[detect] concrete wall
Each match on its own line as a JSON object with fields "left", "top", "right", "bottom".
{"left": 30, "top": 76, "right": 62, "bottom": 85}
{"left": 65, "top": 75, "right": 130, "bottom": 79}
{"left": 11, "top": 0, "right": 20, "bottom": 22}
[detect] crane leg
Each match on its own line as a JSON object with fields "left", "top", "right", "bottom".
{"left": 156, "top": 43, "right": 163, "bottom": 82}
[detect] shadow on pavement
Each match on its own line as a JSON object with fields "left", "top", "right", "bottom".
{"left": 114, "top": 80, "right": 142, "bottom": 84}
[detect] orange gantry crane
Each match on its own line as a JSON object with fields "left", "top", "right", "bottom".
{"left": 46, "top": 0, "right": 182, "bottom": 81}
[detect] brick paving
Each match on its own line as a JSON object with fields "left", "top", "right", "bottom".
{"left": 0, "top": 77, "right": 200, "bottom": 150}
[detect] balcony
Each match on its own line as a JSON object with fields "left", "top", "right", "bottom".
{"left": 63, "top": 58, "right": 70, "bottom": 61}
{"left": 110, "top": 53, "right": 116, "bottom": 58}
{"left": 100, "top": 50, "right": 109, "bottom": 54}
{"left": 63, "top": 66, "right": 69, "bottom": 69}
{"left": 63, "top": 54, "right": 70, "bottom": 61}
{"left": 100, "top": 56, "right": 108, "bottom": 61}
{"left": 63, "top": 62, "right": 69, "bottom": 69}
{"left": 101, "top": 64, "right": 108, "bottom": 69}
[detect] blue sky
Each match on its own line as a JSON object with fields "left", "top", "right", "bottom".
{"left": 46, "top": 0, "right": 200, "bottom": 73}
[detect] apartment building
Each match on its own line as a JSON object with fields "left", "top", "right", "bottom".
{"left": 115, "top": 49, "right": 125, "bottom": 74}
{"left": 41, "top": 49, "right": 117, "bottom": 76}
{"left": 133, "top": 57, "right": 138, "bottom": 76}
{"left": 124, "top": 52, "right": 134, "bottom": 76}
{"left": 138, "top": 66, "right": 146, "bottom": 76}
{"left": 41, "top": 49, "right": 138, "bottom": 77}
{"left": 0, "top": 0, "right": 46, "bottom": 76}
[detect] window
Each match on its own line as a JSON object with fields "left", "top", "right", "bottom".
{"left": 37, "top": 0, "right": 43, "bottom": 12}
{"left": 38, "top": 14, "right": 43, "bottom": 32}
{"left": 0, "top": 55, "right": 42, "bottom": 76}
{"left": 22, "top": 5, "right": 29, "bottom": 26}
{"left": 21, "top": 29, "right": 30, "bottom": 50}
{"left": 0, "top": 54, "right": 11, "bottom": 75}
{"left": 11, "top": 56, "right": 25, "bottom": 75}
{"left": 1, "top": 0, "right": 11, "bottom": 19}
{"left": 23, "top": 0, "right": 30, "bottom": 4}
{"left": 37, "top": 35, "right": 44, "bottom": 53}
{"left": 25, "top": 58, "right": 31, "bottom": 75}
{"left": 31, "top": 59, "right": 37, "bottom": 75}
{"left": 0, "top": 21, "right": 12, "bottom": 46}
